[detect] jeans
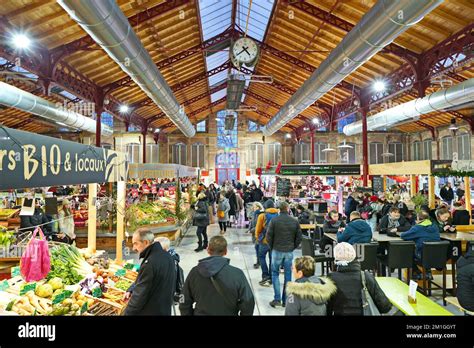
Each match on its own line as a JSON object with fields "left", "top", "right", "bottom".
{"left": 218, "top": 222, "right": 227, "bottom": 232}
{"left": 196, "top": 226, "right": 208, "bottom": 247}
{"left": 258, "top": 243, "right": 271, "bottom": 279}
{"left": 255, "top": 243, "right": 260, "bottom": 262}
{"left": 271, "top": 250, "right": 293, "bottom": 303}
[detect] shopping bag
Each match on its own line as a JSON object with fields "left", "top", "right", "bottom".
{"left": 20, "top": 227, "right": 51, "bottom": 282}
{"left": 218, "top": 210, "right": 225, "bottom": 219}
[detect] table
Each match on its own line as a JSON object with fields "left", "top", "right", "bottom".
{"left": 376, "top": 277, "right": 453, "bottom": 316}
{"left": 440, "top": 232, "right": 474, "bottom": 242}
{"left": 300, "top": 224, "right": 323, "bottom": 230}
{"left": 324, "top": 232, "right": 400, "bottom": 243}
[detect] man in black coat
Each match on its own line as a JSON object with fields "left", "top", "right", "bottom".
{"left": 344, "top": 191, "right": 360, "bottom": 220}
{"left": 440, "top": 182, "right": 454, "bottom": 205}
{"left": 250, "top": 184, "right": 264, "bottom": 203}
{"left": 180, "top": 236, "right": 255, "bottom": 315}
{"left": 123, "top": 229, "right": 176, "bottom": 316}
{"left": 378, "top": 206, "right": 412, "bottom": 235}
{"left": 456, "top": 246, "right": 474, "bottom": 311}
{"left": 20, "top": 199, "right": 53, "bottom": 237}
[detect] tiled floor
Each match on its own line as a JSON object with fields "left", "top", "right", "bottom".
{"left": 174, "top": 222, "right": 298, "bottom": 315}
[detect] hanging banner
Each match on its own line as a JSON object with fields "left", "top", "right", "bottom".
{"left": 0, "top": 127, "right": 128, "bottom": 190}
{"left": 279, "top": 164, "right": 360, "bottom": 176}
{"left": 128, "top": 163, "right": 198, "bottom": 179}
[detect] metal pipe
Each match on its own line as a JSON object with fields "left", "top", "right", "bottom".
{"left": 58, "top": 0, "right": 196, "bottom": 138}
{"left": 0, "top": 81, "right": 112, "bottom": 135}
{"left": 343, "top": 78, "right": 474, "bottom": 135}
{"left": 261, "top": 0, "right": 443, "bottom": 136}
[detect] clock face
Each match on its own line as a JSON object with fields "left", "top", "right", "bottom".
{"left": 232, "top": 37, "right": 259, "bottom": 64}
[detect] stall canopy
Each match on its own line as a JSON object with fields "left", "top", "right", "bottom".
{"left": 0, "top": 126, "right": 128, "bottom": 190}
{"left": 128, "top": 163, "right": 199, "bottom": 179}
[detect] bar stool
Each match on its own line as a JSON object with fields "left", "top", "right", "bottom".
{"left": 378, "top": 241, "right": 415, "bottom": 284}
{"left": 420, "top": 241, "right": 450, "bottom": 305}
{"left": 301, "top": 235, "right": 333, "bottom": 276}
{"left": 355, "top": 242, "right": 379, "bottom": 275}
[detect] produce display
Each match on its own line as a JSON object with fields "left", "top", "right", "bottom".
{"left": 7, "top": 291, "right": 52, "bottom": 316}
{"left": 48, "top": 244, "right": 93, "bottom": 285}
{"left": 0, "top": 226, "right": 15, "bottom": 247}
{"left": 88, "top": 301, "right": 119, "bottom": 316}
{"left": 126, "top": 201, "right": 177, "bottom": 231}
{"left": 50, "top": 292, "right": 94, "bottom": 316}
{"left": 112, "top": 279, "right": 133, "bottom": 292}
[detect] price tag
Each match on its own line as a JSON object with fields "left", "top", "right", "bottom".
{"left": 132, "top": 264, "right": 140, "bottom": 272}
{"left": 124, "top": 263, "right": 134, "bottom": 270}
{"left": 52, "top": 292, "right": 66, "bottom": 304}
{"left": 11, "top": 266, "right": 20, "bottom": 278}
{"left": 80, "top": 301, "right": 88, "bottom": 314}
{"left": 0, "top": 280, "right": 9, "bottom": 291}
{"left": 20, "top": 283, "right": 36, "bottom": 296}
{"left": 115, "top": 269, "right": 126, "bottom": 277}
{"left": 92, "top": 287, "right": 102, "bottom": 298}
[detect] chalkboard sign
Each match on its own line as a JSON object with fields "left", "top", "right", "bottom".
{"left": 372, "top": 176, "right": 384, "bottom": 193}
{"left": 277, "top": 178, "right": 291, "bottom": 197}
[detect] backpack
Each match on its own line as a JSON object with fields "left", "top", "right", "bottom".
{"left": 258, "top": 211, "right": 278, "bottom": 243}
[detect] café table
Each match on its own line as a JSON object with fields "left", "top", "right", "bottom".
{"left": 376, "top": 277, "right": 453, "bottom": 316}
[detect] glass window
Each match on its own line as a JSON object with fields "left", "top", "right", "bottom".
{"left": 146, "top": 144, "right": 160, "bottom": 163}
{"left": 191, "top": 143, "right": 206, "bottom": 168}
{"left": 248, "top": 120, "right": 260, "bottom": 132}
{"left": 314, "top": 142, "right": 328, "bottom": 163}
{"left": 412, "top": 141, "right": 421, "bottom": 161}
{"left": 172, "top": 143, "right": 187, "bottom": 165}
{"left": 442, "top": 136, "right": 453, "bottom": 160}
{"left": 339, "top": 143, "right": 356, "bottom": 163}
{"left": 422, "top": 139, "right": 432, "bottom": 160}
{"left": 388, "top": 142, "right": 403, "bottom": 163}
{"left": 457, "top": 133, "right": 471, "bottom": 160}
{"left": 249, "top": 143, "right": 264, "bottom": 169}
{"left": 217, "top": 110, "right": 238, "bottom": 148}
{"left": 295, "top": 142, "right": 310, "bottom": 164}
{"left": 267, "top": 142, "right": 281, "bottom": 165}
{"left": 196, "top": 120, "right": 206, "bottom": 133}
{"left": 369, "top": 142, "right": 384, "bottom": 164}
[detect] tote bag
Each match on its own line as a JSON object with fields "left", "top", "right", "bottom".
{"left": 20, "top": 227, "right": 51, "bottom": 282}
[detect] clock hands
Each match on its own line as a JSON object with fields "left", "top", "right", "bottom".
{"left": 235, "top": 45, "right": 251, "bottom": 58}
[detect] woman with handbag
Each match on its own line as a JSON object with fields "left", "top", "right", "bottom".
{"left": 327, "top": 242, "right": 392, "bottom": 316}
{"left": 217, "top": 195, "right": 230, "bottom": 235}
{"left": 193, "top": 193, "right": 210, "bottom": 252}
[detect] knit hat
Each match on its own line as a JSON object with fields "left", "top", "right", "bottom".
{"left": 333, "top": 242, "right": 357, "bottom": 266}
{"left": 370, "top": 195, "right": 378, "bottom": 203}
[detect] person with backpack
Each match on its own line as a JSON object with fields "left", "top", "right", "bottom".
{"left": 217, "top": 195, "right": 231, "bottom": 235}
{"left": 266, "top": 201, "right": 302, "bottom": 308}
{"left": 180, "top": 236, "right": 255, "bottom": 316}
{"left": 255, "top": 199, "right": 279, "bottom": 287}
{"left": 154, "top": 237, "right": 184, "bottom": 304}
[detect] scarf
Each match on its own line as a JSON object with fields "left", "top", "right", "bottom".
{"left": 388, "top": 216, "right": 400, "bottom": 229}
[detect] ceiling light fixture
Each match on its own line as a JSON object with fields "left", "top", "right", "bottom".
{"left": 119, "top": 105, "right": 129, "bottom": 113}
{"left": 12, "top": 33, "right": 31, "bottom": 49}
{"left": 448, "top": 118, "right": 458, "bottom": 131}
{"left": 373, "top": 80, "right": 386, "bottom": 92}
{"left": 338, "top": 140, "right": 353, "bottom": 149}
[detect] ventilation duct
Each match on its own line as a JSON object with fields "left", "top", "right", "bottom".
{"left": 261, "top": 0, "right": 443, "bottom": 136}
{"left": 343, "top": 78, "right": 474, "bottom": 135}
{"left": 0, "top": 81, "right": 112, "bottom": 135}
{"left": 58, "top": 0, "right": 196, "bottom": 137}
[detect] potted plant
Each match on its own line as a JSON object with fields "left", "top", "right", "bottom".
{"left": 411, "top": 193, "right": 428, "bottom": 214}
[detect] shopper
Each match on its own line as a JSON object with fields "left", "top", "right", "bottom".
{"left": 392, "top": 194, "right": 409, "bottom": 217}
{"left": 180, "top": 236, "right": 255, "bottom": 316}
{"left": 206, "top": 185, "right": 216, "bottom": 223}
{"left": 255, "top": 199, "right": 279, "bottom": 287}
{"left": 296, "top": 204, "right": 311, "bottom": 225}
{"left": 251, "top": 184, "right": 264, "bottom": 203}
{"left": 321, "top": 210, "right": 346, "bottom": 252}
{"left": 123, "top": 229, "right": 176, "bottom": 316}
{"left": 155, "top": 236, "right": 184, "bottom": 303}
{"left": 193, "top": 192, "right": 210, "bottom": 252}
{"left": 344, "top": 191, "right": 360, "bottom": 220}
{"left": 434, "top": 207, "right": 457, "bottom": 234}
{"left": 217, "top": 194, "right": 230, "bottom": 235}
{"left": 367, "top": 196, "right": 383, "bottom": 233}
{"left": 440, "top": 182, "right": 454, "bottom": 205}
{"left": 285, "top": 256, "right": 336, "bottom": 316}
{"left": 20, "top": 199, "right": 53, "bottom": 237}
{"left": 452, "top": 201, "right": 470, "bottom": 225}
{"left": 236, "top": 190, "right": 244, "bottom": 226}
{"left": 266, "top": 201, "right": 303, "bottom": 307}
{"left": 226, "top": 188, "right": 238, "bottom": 227}
{"left": 327, "top": 242, "right": 392, "bottom": 316}
{"left": 249, "top": 202, "right": 264, "bottom": 269}
{"left": 337, "top": 211, "right": 372, "bottom": 245}
{"left": 400, "top": 210, "right": 440, "bottom": 280}
{"left": 57, "top": 198, "right": 76, "bottom": 244}
{"left": 456, "top": 245, "right": 474, "bottom": 311}
{"left": 378, "top": 206, "right": 411, "bottom": 236}
{"left": 456, "top": 185, "right": 465, "bottom": 201}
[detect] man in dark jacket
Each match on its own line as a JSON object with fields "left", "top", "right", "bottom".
{"left": 250, "top": 184, "right": 264, "bottom": 203}
{"left": 266, "top": 201, "right": 302, "bottom": 307}
{"left": 193, "top": 193, "right": 210, "bottom": 252}
{"left": 452, "top": 202, "right": 471, "bottom": 225}
{"left": 180, "top": 236, "right": 255, "bottom": 316}
{"left": 123, "top": 229, "right": 176, "bottom": 316}
{"left": 378, "top": 207, "right": 412, "bottom": 235}
{"left": 327, "top": 242, "right": 392, "bottom": 316}
{"left": 440, "top": 182, "right": 454, "bottom": 205}
{"left": 344, "top": 191, "right": 360, "bottom": 220}
{"left": 337, "top": 211, "right": 372, "bottom": 245}
{"left": 456, "top": 246, "right": 474, "bottom": 311}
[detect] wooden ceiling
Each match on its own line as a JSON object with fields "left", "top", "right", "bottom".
{"left": 0, "top": 0, "right": 472, "bottom": 135}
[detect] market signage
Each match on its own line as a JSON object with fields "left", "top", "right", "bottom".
{"left": 0, "top": 126, "right": 128, "bottom": 190}
{"left": 128, "top": 163, "right": 198, "bottom": 179}
{"left": 451, "top": 160, "right": 474, "bottom": 171}
{"left": 279, "top": 164, "right": 360, "bottom": 176}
